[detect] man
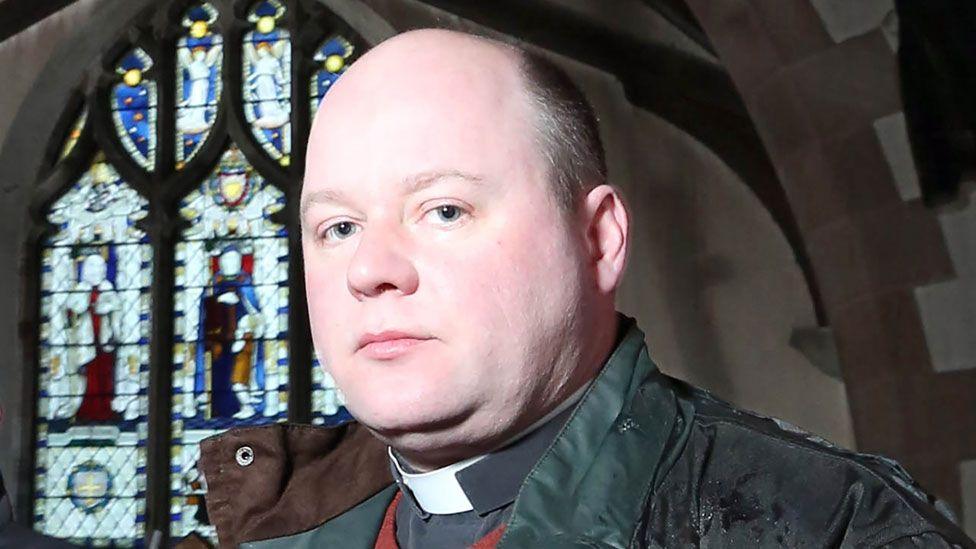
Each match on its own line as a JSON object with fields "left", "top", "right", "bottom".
{"left": 199, "top": 29, "right": 975, "bottom": 548}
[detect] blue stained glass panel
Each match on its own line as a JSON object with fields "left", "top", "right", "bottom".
{"left": 309, "top": 36, "right": 353, "bottom": 118}
{"left": 169, "top": 145, "right": 289, "bottom": 540}
{"left": 176, "top": 3, "right": 222, "bottom": 169}
{"left": 111, "top": 48, "right": 157, "bottom": 171}
{"left": 243, "top": 0, "right": 291, "bottom": 165}
{"left": 33, "top": 156, "right": 151, "bottom": 546}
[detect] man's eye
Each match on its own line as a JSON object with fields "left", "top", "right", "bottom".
{"left": 424, "top": 204, "right": 467, "bottom": 225}
{"left": 321, "top": 221, "right": 360, "bottom": 242}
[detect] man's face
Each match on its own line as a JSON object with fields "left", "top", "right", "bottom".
{"left": 301, "top": 35, "right": 589, "bottom": 463}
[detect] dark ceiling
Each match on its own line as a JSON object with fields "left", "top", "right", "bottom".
{"left": 0, "top": 0, "right": 77, "bottom": 43}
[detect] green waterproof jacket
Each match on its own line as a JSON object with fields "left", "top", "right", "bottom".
{"left": 200, "top": 320, "right": 975, "bottom": 548}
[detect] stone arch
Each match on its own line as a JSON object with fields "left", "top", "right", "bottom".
{"left": 682, "top": 0, "right": 976, "bottom": 513}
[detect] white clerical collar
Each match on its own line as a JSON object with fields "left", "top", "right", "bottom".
{"left": 388, "top": 380, "right": 592, "bottom": 515}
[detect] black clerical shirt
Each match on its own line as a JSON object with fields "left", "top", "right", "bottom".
{"left": 389, "top": 403, "right": 577, "bottom": 549}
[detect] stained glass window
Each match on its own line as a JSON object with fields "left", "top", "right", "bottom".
{"left": 310, "top": 36, "right": 353, "bottom": 118}
{"left": 111, "top": 48, "right": 158, "bottom": 171}
{"left": 311, "top": 354, "right": 351, "bottom": 426}
{"left": 30, "top": 1, "right": 367, "bottom": 543}
{"left": 59, "top": 106, "right": 87, "bottom": 160}
{"left": 176, "top": 3, "right": 222, "bottom": 169}
{"left": 34, "top": 156, "right": 151, "bottom": 545}
{"left": 169, "top": 145, "right": 289, "bottom": 539}
{"left": 243, "top": 0, "right": 292, "bottom": 165}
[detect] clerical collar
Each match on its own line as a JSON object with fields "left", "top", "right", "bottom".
{"left": 389, "top": 381, "right": 591, "bottom": 516}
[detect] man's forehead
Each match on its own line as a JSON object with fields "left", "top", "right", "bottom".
{"left": 333, "top": 29, "right": 519, "bottom": 88}
{"left": 307, "top": 30, "right": 524, "bottom": 139}
{"left": 300, "top": 170, "right": 484, "bottom": 214}
{"left": 301, "top": 29, "right": 539, "bottom": 217}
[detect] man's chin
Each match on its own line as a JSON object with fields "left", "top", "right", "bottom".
{"left": 351, "top": 404, "right": 482, "bottom": 450}
{"left": 355, "top": 408, "right": 462, "bottom": 437}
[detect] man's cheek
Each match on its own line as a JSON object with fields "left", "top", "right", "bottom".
{"left": 431, "top": 259, "right": 506, "bottom": 312}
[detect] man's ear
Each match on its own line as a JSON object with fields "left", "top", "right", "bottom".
{"left": 580, "top": 184, "right": 629, "bottom": 294}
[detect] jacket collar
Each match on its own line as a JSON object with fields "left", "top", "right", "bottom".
{"left": 498, "top": 318, "right": 692, "bottom": 547}
{"left": 199, "top": 421, "right": 394, "bottom": 548}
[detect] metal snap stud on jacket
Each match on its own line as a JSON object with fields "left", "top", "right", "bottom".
{"left": 236, "top": 446, "right": 254, "bottom": 467}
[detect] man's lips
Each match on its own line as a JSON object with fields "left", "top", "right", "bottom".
{"left": 357, "top": 331, "right": 433, "bottom": 360}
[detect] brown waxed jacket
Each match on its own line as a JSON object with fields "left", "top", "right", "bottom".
{"left": 199, "top": 421, "right": 392, "bottom": 547}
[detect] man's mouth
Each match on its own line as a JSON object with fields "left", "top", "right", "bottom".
{"left": 357, "top": 331, "right": 433, "bottom": 360}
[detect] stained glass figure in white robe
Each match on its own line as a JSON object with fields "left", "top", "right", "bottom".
{"left": 245, "top": 42, "right": 289, "bottom": 129}
{"left": 177, "top": 46, "right": 221, "bottom": 135}
{"left": 176, "top": 3, "right": 222, "bottom": 168}
{"left": 243, "top": 0, "right": 291, "bottom": 163}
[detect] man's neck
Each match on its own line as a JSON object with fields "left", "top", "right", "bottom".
{"left": 388, "top": 379, "right": 593, "bottom": 515}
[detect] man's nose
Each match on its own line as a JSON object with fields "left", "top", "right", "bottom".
{"left": 346, "top": 227, "right": 419, "bottom": 300}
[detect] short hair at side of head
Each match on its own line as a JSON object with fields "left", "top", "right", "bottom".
{"left": 515, "top": 47, "right": 608, "bottom": 211}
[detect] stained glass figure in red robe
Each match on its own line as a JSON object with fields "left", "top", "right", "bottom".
{"left": 66, "top": 252, "right": 120, "bottom": 422}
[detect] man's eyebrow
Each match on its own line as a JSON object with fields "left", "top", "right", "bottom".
{"left": 300, "top": 189, "right": 348, "bottom": 220}
{"left": 402, "top": 170, "right": 484, "bottom": 194}
{"left": 300, "top": 170, "right": 484, "bottom": 220}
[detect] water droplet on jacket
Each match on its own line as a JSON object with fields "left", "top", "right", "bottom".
{"left": 617, "top": 417, "right": 638, "bottom": 433}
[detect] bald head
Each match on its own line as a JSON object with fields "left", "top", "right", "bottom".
{"left": 307, "top": 29, "right": 605, "bottom": 211}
